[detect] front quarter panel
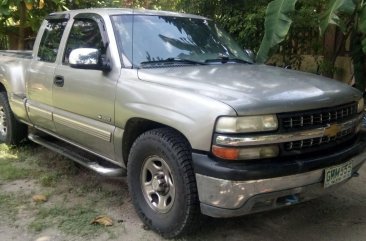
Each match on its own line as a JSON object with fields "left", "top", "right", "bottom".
{"left": 115, "top": 69, "right": 236, "bottom": 151}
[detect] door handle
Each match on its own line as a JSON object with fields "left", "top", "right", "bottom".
{"left": 54, "top": 75, "right": 64, "bottom": 87}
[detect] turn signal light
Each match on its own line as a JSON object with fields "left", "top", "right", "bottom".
{"left": 212, "top": 145, "right": 279, "bottom": 160}
{"left": 212, "top": 146, "right": 239, "bottom": 160}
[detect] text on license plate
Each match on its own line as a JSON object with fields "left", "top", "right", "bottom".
{"left": 324, "top": 161, "right": 353, "bottom": 188}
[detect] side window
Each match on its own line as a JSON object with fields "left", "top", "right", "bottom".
{"left": 37, "top": 20, "right": 67, "bottom": 62}
{"left": 63, "top": 19, "right": 103, "bottom": 65}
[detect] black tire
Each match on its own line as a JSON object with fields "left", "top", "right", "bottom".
{"left": 127, "top": 128, "right": 200, "bottom": 238}
{"left": 0, "top": 91, "right": 27, "bottom": 145}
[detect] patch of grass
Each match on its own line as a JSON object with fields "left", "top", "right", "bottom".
{"left": 1, "top": 143, "right": 118, "bottom": 239}
{"left": 0, "top": 193, "right": 29, "bottom": 219}
{"left": 79, "top": 180, "right": 102, "bottom": 194}
{"left": 39, "top": 173, "right": 59, "bottom": 187}
{"left": 0, "top": 144, "right": 11, "bottom": 152}
{"left": 35, "top": 154, "right": 79, "bottom": 177}
{"left": 0, "top": 144, "right": 18, "bottom": 161}
{"left": 0, "top": 159, "right": 31, "bottom": 180}
{"left": 11, "top": 144, "right": 38, "bottom": 162}
{"left": 0, "top": 143, "right": 79, "bottom": 183}
{"left": 29, "top": 205, "right": 109, "bottom": 237}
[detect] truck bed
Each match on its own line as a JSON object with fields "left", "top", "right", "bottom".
{"left": 0, "top": 50, "right": 32, "bottom": 59}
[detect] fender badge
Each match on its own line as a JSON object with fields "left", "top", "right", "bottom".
{"left": 324, "top": 124, "right": 342, "bottom": 138}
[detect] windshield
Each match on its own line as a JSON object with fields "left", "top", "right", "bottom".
{"left": 111, "top": 14, "right": 253, "bottom": 68}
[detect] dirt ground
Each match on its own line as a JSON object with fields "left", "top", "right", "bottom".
{"left": 0, "top": 143, "right": 365, "bottom": 241}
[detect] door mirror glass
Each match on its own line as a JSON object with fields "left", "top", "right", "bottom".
{"left": 69, "top": 48, "right": 110, "bottom": 71}
{"left": 69, "top": 48, "right": 99, "bottom": 66}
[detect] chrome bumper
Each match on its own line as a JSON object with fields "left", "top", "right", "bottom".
{"left": 196, "top": 151, "right": 366, "bottom": 218}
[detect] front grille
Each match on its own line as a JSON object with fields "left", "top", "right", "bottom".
{"left": 279, "top": 102, "right": 359, "bottom": 153}
{"left": 279, "top": 102, "right": 357, "bottom": 131}
{"left": 284, "top": 128, "right": 354, "bottom": 151}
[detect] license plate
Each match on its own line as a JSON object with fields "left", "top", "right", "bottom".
{"left": 324, "top": 161, "right": 353, "bottom": 188}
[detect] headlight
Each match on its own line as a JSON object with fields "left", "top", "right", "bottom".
{"left": 215, "top": 115, "right": 278, "bottom": 133}
{"left": 357, "top": 98, "right": 364, "bottom": 113}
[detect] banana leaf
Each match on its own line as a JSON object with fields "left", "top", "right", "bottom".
{"left": 319, "top": 0, "right": 356, "bottom": 36}
{"left": 256, "top": 0, "right": 298, "bottom": 63}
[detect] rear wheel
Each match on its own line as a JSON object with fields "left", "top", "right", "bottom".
{"left": 127, "top": 128, "right": 200, "bottom": 238}
{"left": 0, "top": 92, "right": 27, "bottom": 145}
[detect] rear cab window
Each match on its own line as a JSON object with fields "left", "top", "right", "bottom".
{"left": 37, "top": 19, "right": 68, "bottom": 63}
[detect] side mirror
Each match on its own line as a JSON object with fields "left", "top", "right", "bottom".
{"left": 69, "top": 48, "right": 111, "bottom": 72}
{"left": 244, "top": 49, "right": 255, "bottom": 63}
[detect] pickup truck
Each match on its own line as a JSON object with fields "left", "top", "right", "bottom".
{"left": 0, "top": 8, "right": 365, "bottom": 238}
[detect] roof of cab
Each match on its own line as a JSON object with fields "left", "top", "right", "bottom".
{"left": 48, "top": 8, "right": 208, "bottom": 20}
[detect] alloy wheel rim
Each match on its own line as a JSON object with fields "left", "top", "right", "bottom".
{"left": 140, "top": 156, "right": 175, "bottom": 213}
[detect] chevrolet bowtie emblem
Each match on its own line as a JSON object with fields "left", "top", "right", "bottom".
{"left": 324, "top": 124, "right": 342, "bottom": 138}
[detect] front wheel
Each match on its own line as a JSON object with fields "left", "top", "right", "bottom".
{"left": 0, "top": 92, "right": 27, "bottom": 145}
{"left": 127, "top": 128, "right": 200, "bottom": 238}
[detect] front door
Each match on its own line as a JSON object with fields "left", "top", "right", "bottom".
{"left": 53, "top": 16, "right": 119, "bottom": 160}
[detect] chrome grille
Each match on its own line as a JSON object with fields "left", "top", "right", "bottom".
{"left": 280, "top": 102, "right": 359, "bottom": 152}
{"left": 279, "top": 103, "right": 357, "bottom": 130}
{"left": 284, "top": 128, "right": 353, "bottom": 151}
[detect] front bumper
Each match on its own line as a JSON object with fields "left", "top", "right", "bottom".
{"left": 193, "top": 135, "right": 366, "bottom": 218}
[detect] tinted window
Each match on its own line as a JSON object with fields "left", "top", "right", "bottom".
{"left": 111, "top": 15, "right": 252, "bottom": 67}
{"left": 37, "top": 20, "right": 67, "bottom": 62}
{"left": 63, "top": 19, "right": 103, "bottom": 64}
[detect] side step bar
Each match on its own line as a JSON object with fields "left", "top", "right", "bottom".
{"left": 28, "top": 133, "right": 126, "bottom": 177}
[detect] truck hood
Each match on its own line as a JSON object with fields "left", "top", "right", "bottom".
{"left": 137, "top": 64, "right": 361, "bottom": 115}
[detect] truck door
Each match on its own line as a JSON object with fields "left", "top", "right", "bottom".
{"left": 52, "top": 14, "right": 119, "bottom": 160}
{"left": 27, "top": 17, "right": 68, "bottom": 132}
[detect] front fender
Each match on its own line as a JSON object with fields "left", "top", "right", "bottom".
{"left": 115, "top": 70, "right": 236, "bottom": 151}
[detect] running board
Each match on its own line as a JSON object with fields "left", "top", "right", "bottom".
{"left": 28, "top": 133, "right": 125, "bottom": 177}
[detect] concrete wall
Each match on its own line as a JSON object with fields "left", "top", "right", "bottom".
{"left": 268, "top": 54, "right": 353, "bottom": 84}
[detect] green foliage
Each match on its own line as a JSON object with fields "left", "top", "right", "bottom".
{"left": 319, "top": 0, "right": 356, "bottom": 35}
{"left": 128, "top": 0, "right": 180, "bottom": 10}
{"left": 256, "top": 0, "right": 298, "bottom": 63}
{"left": 0, "top": 158, "right": 30, "bottom": 180}
{"left": 359, "top": 4, "right": 366, "bottom": 53}
{"left": 178, "top": 0, "right": 269, "bottom": 53}
{"left": 29, "top": 205, "right": 104, "bottom": 236}
{"left": 215, "top": 1, "right": 267, "bottom": 52}
{"left": 0, "top": 193, "right": 29, "bottom": 218}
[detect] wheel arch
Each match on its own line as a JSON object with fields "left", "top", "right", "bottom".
{"left": 0, "top": 82, "right": 7, "bottom": 93}
{"left": 122, "top": 117, "right": 191, "bottom": 166}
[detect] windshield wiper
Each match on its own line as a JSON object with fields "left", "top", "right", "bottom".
{"left": 204, "top": 57, "right": 253, "bottom": 64}
{"left": 140, "top": 58, "right": 206, "bottom": 68}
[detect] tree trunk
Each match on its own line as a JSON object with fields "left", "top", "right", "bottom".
{"left": 322, "top": 25, "right": 336, "bottom": 78}
{"left": 351, "top": 31, "right": 366, "bottom": 92}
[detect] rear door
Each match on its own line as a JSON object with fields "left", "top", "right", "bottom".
{"left": 27, "top": 16, "right": 68, "bottom": 132}
{"left": 52, "top": 13, "right": 119, "bottom": 160}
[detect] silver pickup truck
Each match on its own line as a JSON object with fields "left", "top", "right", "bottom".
{"left": 0, "top": 8, "right": 365, "bottom": 238}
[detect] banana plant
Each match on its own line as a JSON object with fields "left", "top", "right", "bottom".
{"left": 256, "top": 0, "right": 298, "bottom": 63}
{"left": 319, "top": 0, "right": 365, "bottom": 89}
{"left": 257, "top": 0, "right": 366, "bottom": 62}
{"left": 319, "top": 0, "right": 366, "bottom": 50}
{"left": 319, "top": 0, "right": 356, "bottom": 35}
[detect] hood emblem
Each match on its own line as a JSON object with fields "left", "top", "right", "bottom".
{"left": 324, "top": 124, "right": 342, "bottom": 138}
